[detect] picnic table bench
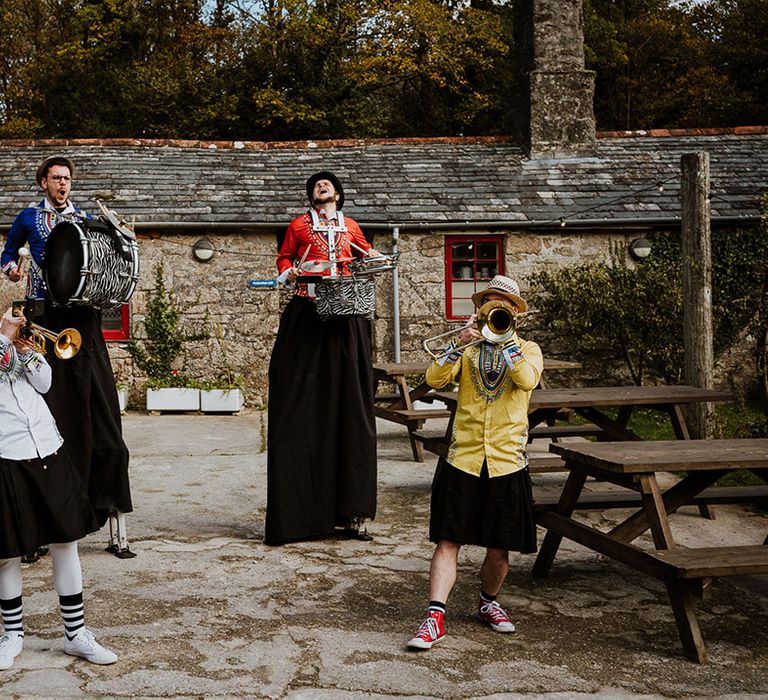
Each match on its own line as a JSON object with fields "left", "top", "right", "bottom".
{"left": 532, "top": 439, "right": 768, "bottom": 663}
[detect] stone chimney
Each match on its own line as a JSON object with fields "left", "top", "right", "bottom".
{"left": 513, "top": 0, "right": 596, "bottom": 157}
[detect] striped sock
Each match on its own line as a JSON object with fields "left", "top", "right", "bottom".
{"left": 59, "top": 592, "right": 85, "bottom": 640}
{"left": 480, "top": 590, "right": 497, "bottom": 603}
{"left": 428, "top": 600, "right": 446, "bottom": 615}
{"left": 1, "top": 596, "right": 23, "bottom": 637}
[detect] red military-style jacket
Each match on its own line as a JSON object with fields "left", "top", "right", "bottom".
{"left": 277, "top": 210, "right": 371, "bottom": 289}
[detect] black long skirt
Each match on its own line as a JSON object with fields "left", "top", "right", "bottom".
{"left": 429, "top": 460, "right": 538, "bottom": 553}
{"left": 0, "top": 451, "right": 99, "bottom": 559}
{"left": 37, "top": 303, "right": 132, "bottom": 526}
{"left": 265, "top": 297, "right": 377, "bottom": 545}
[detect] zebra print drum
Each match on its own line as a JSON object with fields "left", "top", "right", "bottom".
{"left": 314, "top": 277, "right": 375, "bottom": 321}
{"left": 44, "top": 219, "right": 140, "bottom": 309}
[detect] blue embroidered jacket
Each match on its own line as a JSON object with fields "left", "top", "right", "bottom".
{"left": 1, "top": 199, "right": 89, "bottom": 299}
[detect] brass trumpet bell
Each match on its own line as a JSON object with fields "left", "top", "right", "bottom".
{"left": 26, "top": 323, "right": 82, "bottom": 360}
{"left": 476, "top": 299, "right": 517, "bottom": 344}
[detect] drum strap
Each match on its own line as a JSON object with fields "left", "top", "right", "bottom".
{"left": 309, "top": 209, "right": 347, "bottom": 279}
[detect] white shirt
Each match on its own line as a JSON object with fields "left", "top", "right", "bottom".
{"left": 0, "top": 334, "right": 63, "bottom": 460}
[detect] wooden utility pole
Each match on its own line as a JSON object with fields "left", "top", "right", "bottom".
{"left": 681, "top": 152, "right": 714, "bottom": 439}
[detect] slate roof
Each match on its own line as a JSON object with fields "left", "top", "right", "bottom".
{"left": 0, "top": 128, "right": 766, "bottom": 230}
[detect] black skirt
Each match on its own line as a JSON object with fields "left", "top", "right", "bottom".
{"left": 429, "top": 460, "right": 538, "bottom": 553}
{"left": 265, "top": 296, "right": 377, "bottom": 545}
{"left": 0, "top": 451, "right": 99, "bottom": 559}
{"left": 38, "top": 303, "right": 132, "bottom": 525}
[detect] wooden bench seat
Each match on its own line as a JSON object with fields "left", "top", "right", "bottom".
{"left": 411, "top": 429, "right": 570, "bottom": 473}
{"left": 528, "top": 424, "right": 603, "bottom": 440}
{"left": 528, "top": 456, "right": 568, "bottom": 473}
{"left": 392, "top": 408, "right": 452, "bottom": 420}
{"left": 654, "top": 545, "right": 768, "bottom": 579}
{"left": 534, "top": 484, "right": 768, "bottom": 513}
{"left": 374, "top": 407, "right": 450, "bottom": 426}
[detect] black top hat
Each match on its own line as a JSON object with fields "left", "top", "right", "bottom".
{"left": 36, "top": 156, "right": 75, "bottom": 186}
{"left": 306, "top": 171, "right": 344, "bottom": 209}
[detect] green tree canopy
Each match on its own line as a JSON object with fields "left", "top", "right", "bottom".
{"left": 0, "top": 0, "right": 765, "bottom": 138}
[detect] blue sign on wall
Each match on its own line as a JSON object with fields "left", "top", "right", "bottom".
{"left": 248, "top": 279, "right": 277, "bottom": 289}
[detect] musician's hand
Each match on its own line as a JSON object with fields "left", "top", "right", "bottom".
{"left": 13, "top": 337, "right": 35, "bottom": 354}
{"left": 285, "top": 267, "right": 299, "bottom": 284}
{"left": 457, "top": 314, "right": 481, "bottom": 345}
{"left": 8, "top": 266, "right": 23, "bottom": 282}
{"left": 366, "top": 248, "right": 381, "bottom": 258}
{"left": 0, "top": 308, "right": 25, "bottom": 341}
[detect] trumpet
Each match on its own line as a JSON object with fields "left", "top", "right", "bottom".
{"left": 423, "top": 299, "right": 525, "bottom": 361}
{"left": 23, "top": 323, "right": 82, "bottom": 360}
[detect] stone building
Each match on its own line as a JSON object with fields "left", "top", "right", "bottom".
{"left": 1, "top": 129, "right": 766, "bottom": 405}
{"left": 1, "top": 0, "right": 767, "bottom": 404}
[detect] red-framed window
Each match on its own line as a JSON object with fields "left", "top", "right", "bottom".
{"left": 445, "top": 235, "right": 504, "bottom": 320}
{"left": 101, "top": 304, "right": 131, "bottom": 341}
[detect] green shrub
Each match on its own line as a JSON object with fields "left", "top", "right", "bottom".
{"left": 528, "top": 224, "right": 768, "bottom": 388}
{"left": 126, "top": 263, "right": 205, "bottom": 386}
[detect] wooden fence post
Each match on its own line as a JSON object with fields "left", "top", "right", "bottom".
{"left": 681, "top": 152, "right": 715, "bottom": 439}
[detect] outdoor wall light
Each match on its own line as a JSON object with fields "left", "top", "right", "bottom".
{"left": 629, "top": 238, "right": 652, "bottom": 261}
{"left": 192, "top": 238, "right": 215, "bottom": 263}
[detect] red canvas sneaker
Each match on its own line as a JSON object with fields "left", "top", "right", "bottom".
{"left": 406, "top": 609, "right": 445, "bottom": 650}
{"left": 478, "top": 598, "right": 516, "bottom": 633}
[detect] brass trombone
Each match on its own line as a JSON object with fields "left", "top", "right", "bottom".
{"left": 423, "top": 299, "right": 526, "bottom": 361}
{"left": 23, "top": 323, "right": 82, "bottom": 360}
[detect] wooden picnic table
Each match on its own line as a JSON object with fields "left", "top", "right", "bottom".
{"left": 373, "top": 359, "right": 581, "bottom": 461}
{"left": 531, "top": 439, "right": 768, "bottom": 663}
{"left": 424, "top": 385, "right": 734, "bottom": 464}
{"left": 525, "top": 385, "right": 734, "bottom": 441}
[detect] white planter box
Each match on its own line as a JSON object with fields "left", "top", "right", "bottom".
{"left": 200, "top": 389, "right": 244, "bottom": 413}
{"left": 117, "top": 386, "right": 129, "bottom": 413}
{"left": 146, "top": 388, "right": 201, "bottom": 412}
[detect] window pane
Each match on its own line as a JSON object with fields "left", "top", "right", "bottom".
{"left": 101, "top": 307, "right": 124, "bottom": 331}
{"left": 452, "top": 262, "right": 474, "bottom": 280}
{"left": 452, "top": 298, "right": 475, "bottom": 316}
{"left": 476, "top": 264, "right": 497, "bottom": 280}
{"left": 451, "top": 242, "right": 474, "bottom": 259}
{"left": 476, "top": 242, "right": 497, "bottom": 260}
{"left": 452, "top": 281, "right": 477, "bottom": 299}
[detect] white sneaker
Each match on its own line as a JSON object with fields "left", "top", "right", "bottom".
{"left": 63, "top": 628, "right": 118, "bottom": 665}
{"left": 0, "top": 632, "right": 23, "bottom": 670}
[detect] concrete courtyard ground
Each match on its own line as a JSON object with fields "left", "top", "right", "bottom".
{"left": 2, "top": 411, "right": 767, "bottom": 699}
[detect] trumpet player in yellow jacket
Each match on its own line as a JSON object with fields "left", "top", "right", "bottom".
{"left": 407, "top": 276, "right": 543, "bottom": 650}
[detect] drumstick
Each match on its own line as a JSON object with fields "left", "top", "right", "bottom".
{"left": 296, "top": 243, "right": 312, "bottom": 270}
{"left": 348, "top": 240, "right": 370, "bottom": 256}
{"left": 17, "top": 246, "right": 30, "bottom": 277}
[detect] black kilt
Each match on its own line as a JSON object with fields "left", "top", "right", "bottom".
{"left": 38, "top": 303, "right": 132, "bottom": 525}
{"left": 265, "top": 296, "right": 377, "bottom": 545}
{"left": 429, "top": 459, "right": 538, "bottom": 553}
{"left": 0, "top": 451, "right": 99, "bottom": 559}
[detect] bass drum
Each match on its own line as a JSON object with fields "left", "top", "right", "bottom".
{"left": 44, "top": 219, "right": 140, "bottom": 309}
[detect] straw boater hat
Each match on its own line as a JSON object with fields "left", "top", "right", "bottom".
{"left": 36, "top": 156, "right": 75, "bottom": 187}
{"left": 471, "top": 275, "right": 528, "bottom": 313}
{"left": 306, "top": 171, "right": 345, "bottom": 209}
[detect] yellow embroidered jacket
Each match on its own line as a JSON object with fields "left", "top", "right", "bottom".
{"left": 425, "top": 335, "right": 543, "bottom": 478}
